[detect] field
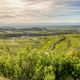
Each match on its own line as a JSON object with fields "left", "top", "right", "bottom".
{"left": 0, "top": 33, "right": 80, "bottom": 80}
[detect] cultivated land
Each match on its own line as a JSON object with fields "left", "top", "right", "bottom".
{"left": 0, "top": 27, "right": 80, "bottom": 80}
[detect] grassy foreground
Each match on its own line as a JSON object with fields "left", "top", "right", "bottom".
{"left": 0, "top": 77, "right": 10, "bottom": 80}
{"left": 0, "top": 34, "right": 80, "bottom": 80}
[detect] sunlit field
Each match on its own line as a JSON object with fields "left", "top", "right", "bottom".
{"left": 0, "top": 34, "right": 80, "bottom": 80}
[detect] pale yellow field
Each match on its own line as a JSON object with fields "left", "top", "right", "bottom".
{"left": 0, "top": 77, "right": 10, "bottom": 80}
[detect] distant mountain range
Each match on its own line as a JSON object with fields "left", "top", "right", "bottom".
{"left": 0, "top": 23, "right": 80, "bottom": 29}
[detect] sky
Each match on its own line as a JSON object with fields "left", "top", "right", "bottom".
{"left": 0, "top": 0, "right": 80, "bottom": 24}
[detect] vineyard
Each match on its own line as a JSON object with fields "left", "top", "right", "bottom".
{"left": 0, "top": 34, "right": 80, "bottom": 80}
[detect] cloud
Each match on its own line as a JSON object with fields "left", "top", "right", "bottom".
{"left": 0, "top": 15, "right": 15, "bottom": 19}
{"left": 0, "top": 0, "right": 80, "bottom": 23}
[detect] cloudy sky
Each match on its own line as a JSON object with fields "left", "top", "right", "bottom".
{"left": 0, "top": 0, "right": 80, "bottom": 24}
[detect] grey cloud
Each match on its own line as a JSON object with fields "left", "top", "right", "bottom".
{"left": 0, "top": 15, "right": 15, "bottom": 19}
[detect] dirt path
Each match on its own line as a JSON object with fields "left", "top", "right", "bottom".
{"left": 51, "top": 36, "right": 66, "bottom": 50}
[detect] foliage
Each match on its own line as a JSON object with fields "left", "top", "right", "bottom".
{"left": 0, "top": 34, "right": 80, "bottom": 80}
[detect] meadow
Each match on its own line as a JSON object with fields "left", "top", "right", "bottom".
{"left": 0, "top": 34, "right": 80, "bottom": 80}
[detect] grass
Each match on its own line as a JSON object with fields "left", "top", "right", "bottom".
{"left": 0, "top": 77, "right": 10, "bottom": 80}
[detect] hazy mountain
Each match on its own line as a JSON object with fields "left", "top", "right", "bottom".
{"left": 0, "top": 23, "right": 80, "bottom": 29}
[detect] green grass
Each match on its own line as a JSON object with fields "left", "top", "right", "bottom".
{"left": 0, "top": 34, "right": 80, "bottom": 80}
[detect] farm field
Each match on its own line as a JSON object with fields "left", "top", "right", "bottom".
{"left": 0, "top": 34, "right": 80, "bottom": 80}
